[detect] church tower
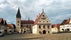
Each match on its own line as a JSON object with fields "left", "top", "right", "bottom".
{"left": 16, "top": 8, "right": 21, "bottom": 33}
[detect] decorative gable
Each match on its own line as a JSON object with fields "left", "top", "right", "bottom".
{"left": 34, "top": 9, "right": 50, "bottom": 25}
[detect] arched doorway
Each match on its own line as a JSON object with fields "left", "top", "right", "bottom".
{"left": 43, "top": 30, "right": 46, "bottom": 34}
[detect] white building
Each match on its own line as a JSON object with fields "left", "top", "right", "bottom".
{"left": 32, "top": 9, "right": 51, "bottom": 34}
{"left": 32, "top": 25, "right": 38, "bottom": 34}
{"left": 60, "top": 24, "right": 71, "bottom": 32}
{"left": 0, "top": 18, "right": 7, "bottom": 36}
{"left": 51, "top": 24, "right": 60, "bottom": 33}
{"left": 60, "top": 18, "right": 71, "bottom": 32}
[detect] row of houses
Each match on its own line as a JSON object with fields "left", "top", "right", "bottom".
{"left": 0, "top": 18, "right": 16, "bottom": 36}
{"left": 51, "top": 18, "right": 71, "bottom": 33}
{"left": 16, "top": 8, "right": 71, "bottom": 34}
{"left": 0, "top": 8, "right": 71, "bottom": 36}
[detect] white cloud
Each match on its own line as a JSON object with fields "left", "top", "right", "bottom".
{"left": 0, "top": 0, "right": 71, "bottom": 24}
{"left": 0, "top": 4, "right": 6, "bottom": 8}
{"left": 0, "top": 0, "right": 5, "bottom": 3}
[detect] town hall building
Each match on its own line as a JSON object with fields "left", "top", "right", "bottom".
{"left": 32, "top": 9, "right": 51, "bottom": 34}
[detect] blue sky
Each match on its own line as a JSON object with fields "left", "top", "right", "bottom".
{"left": 0, "top": 0, "right": 71, "bottom": 24}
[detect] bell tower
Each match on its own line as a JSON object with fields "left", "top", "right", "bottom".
{"left": 16, "top": 8, "right": 21, "bottom": 33}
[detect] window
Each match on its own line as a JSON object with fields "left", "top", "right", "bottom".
{"left": 39, "top": 31, "right": 41, "bottom": 34}
{"left": 52, "top": 25, "right": 54, "bottom": 28}
{"left": 21, "top": 25, "right": 23, "bottom": 27}
{"left": 48, "top": 31, "right": 50, "bottom": 33}
{"left": 47, "top": 25, "right": 49, "bottom": 29}
{"left": 18, "top": 24, "right": 19, "bottom": 26}
{"left": 43, "top": 25, "right": 45, "bottom": 28}
{"left": 66, "top": 29, "right": 69, "bottom": 31}
{"left": 17, "top": 21, "right": 19, "bottom": 23}
{"left": 47, "top": 21, "right": 48, "bottom": 22}
{"left": 42, "top": 18, "right": 46, "bottom": 20}
{"left": 30, "top": 25, "right": 31, "bottom": 27}
{"left": 39, "top": 25, "right": 41, "bottom": 28}
{"left": 43, "top": 15, "right": 44, "bottom": 17}
{"left": 39, "top": 21, "right": 41, "bottom": 22}
{"left": 62, "top": 29, "right": 64, "bottom": 31}
{"left": 43, "top": 21, "right": 45, "bottom": 22}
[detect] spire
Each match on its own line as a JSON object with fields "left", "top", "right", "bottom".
{"left": 42, "top": 9, "right": 44, "bottom": 13}
{"left": 16, "top": 8, "right": 21, "bottom": 18}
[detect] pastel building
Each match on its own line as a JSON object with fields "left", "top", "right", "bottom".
{"left": 51, "top": 24, "right": 60, "bottom": 33}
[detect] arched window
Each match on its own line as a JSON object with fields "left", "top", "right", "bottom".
{"left": 43, "top": 25, "right": 45, "bottom": 29}
{"left": 39, "top": 25, "right": 41, "bottom": 29}
{"left": 47, "top": 25, "right": 49, "bottom": 29}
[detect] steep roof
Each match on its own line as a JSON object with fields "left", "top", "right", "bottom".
{"left": 34, "top": 9, "right": 50, "bottom": 25}
{"left": 21, "top": 20, "right": 34, "bottom": 24}
{"left": 16, "top": 8, "right": 21, "bottom": 18}
{"left": 61, "top": 18, "right": 70, "bottom": 25}
{"left": 34, "top": 14, "right": 41, "bottom": 25}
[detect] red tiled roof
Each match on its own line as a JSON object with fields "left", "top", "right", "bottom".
{"left": 21, "top": 20, "right": 34, "bottom": 24}
{"left": 52, "top": 24, "right": 60, "bottom": 28}
{"left": 0, "top": 18, "right": 3, "bottom": 23}
{"left": 34, "top": 13, "right": 41, "bottom": 25}
{"left": 7, "top": 24, "right": 14, "bottom": 28}
{"left": 61, "top": 18, "right": 70, "bottom": 25}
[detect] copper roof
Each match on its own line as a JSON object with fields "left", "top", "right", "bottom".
{"left": 21, "top": 20, "right": 34, "bottom": 24}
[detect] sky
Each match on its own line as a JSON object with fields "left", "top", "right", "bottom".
{"left": 0, "top": 0, "right": 71, "bottom": 24}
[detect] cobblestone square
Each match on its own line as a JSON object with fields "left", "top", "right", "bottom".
{"left": 0, "top": 33, "right": 71, "bottom": 40}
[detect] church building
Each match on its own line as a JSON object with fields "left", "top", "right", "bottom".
{"left": 16, "top": 8, "right": 34, "bottom": 33}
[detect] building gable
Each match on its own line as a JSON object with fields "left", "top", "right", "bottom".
{"left": 34, "top": 10, "right": 50, "bottom": 25}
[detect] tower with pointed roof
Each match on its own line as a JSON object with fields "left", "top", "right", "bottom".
{"left": 16, "top": 8, "right": 21, "bottom": 33}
